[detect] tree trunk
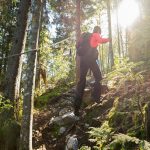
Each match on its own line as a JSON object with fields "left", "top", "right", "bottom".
{"left": 35, "top": 0, "right": 44, "bottom": 90}
{"left": 145, "top": 102, "right": 150, "bottom": 141}
{"left": 107, "top": 0, "right": 114, "bottom": 69}
{"left": 75, "top": 0, "right": 81, "bottom": 83}
{"left": 0, "top": 32, "right": 5, "bottom": 75}
{"left": 116, "top": 0, "right": 121, "bottom": 57}
{"left": 5, "top": 0, "right": 31, "bottom": 117}
{"left": 19, "top": 0, "right": 42, "bottom": 149}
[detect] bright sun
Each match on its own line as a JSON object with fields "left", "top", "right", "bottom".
{"left": 118, "top": 0, "right": 140, "bottom": 27}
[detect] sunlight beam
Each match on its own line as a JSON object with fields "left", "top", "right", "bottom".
{"left": 118, "top": 0, "right": 140, "bottom": 28}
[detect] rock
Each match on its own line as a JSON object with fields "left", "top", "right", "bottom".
{"left": 59, "top": 127, "right": 66, "bottom": 134}
{"left": 59, "top": 99, "right": 73, "bottom": 106}
{"left": 49, "top": 117, "right": 62, "bottom": 126}
{"left": 49, "top": 112, "right": 78, "bottom": 126}
{"left": 61, "top": 112, "right": 79, "bottom": 124}
{"left": 65, "top": 135, "right": 78, "bottom": 150}
{"left": 59, "top": 107, "right": 73, "bottom": 116}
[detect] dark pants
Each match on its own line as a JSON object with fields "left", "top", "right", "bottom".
{"left": 75, "top": 49, "right": 102, "bottom": 110}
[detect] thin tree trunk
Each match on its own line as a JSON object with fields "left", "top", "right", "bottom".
{"left": 107, "top": 0, "right": 114, "bottom": 69}
{"left": 5, "top": 0, "right": 31, "bottom": 117}
{"left": 19, "top": 0, "right": 42, "bottom": 149}
{"left": 35, "top": 0, "right": 44, "bottom": 89}
{"left": 75, "top": 0, "right": 81, "bottom": 83}
{"left": 116, "top": 0, "right": 121, "bottom": 57}
{"left": 120, "top": 29, "right": 124, "bottom": 56}
{"left": 145, "top": 102, "right": 150, "bottom": 141}
{"left": 125, "top": 28, "right": 128, "bottom": 56}
{"left": 0, "top": 32, "right": 5, "bottom": 75}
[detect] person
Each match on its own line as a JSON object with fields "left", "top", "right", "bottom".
{"left": 74, "top": 26, "right": 109, "bottom": 116}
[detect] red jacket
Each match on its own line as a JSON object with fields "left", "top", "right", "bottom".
{"left": 90, "top": 33, "right": 109, "bottom": 48}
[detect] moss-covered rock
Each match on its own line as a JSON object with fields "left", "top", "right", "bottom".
{"left": 35, "top": 83, "right": 74, "bottom": 109}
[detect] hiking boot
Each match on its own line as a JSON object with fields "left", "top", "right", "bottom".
{"left": 73, "top": 97, "right": 81, "bottom": 116}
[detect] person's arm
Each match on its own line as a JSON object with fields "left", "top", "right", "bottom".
{"left": 100, "top": 37, "right": 109, "bottom": 43}
{"left": 95, "top": 33, "right": 109, "bottom": 44}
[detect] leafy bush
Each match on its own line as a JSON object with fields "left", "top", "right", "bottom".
{"left": 0, "top": 95, "right": 20, "bottom": 150}
{"left": 106, "top": 133, "right": 150, "bottom": 150}
{"left": 0, "top": 95, "right": 12, "bottom": 113}
{"left": 82, "top": 122, "right": 150, "bottom": 150}
{"left": 87, "top": 121, "right": 113, "bottom": 150}
{"left": 106, "top": 57, "right": 144, "bottom": 89}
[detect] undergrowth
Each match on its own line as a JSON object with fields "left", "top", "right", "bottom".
{"left": 35, "top": 81, "right": 75, "bottom": 109}
{"left": 0, "top": 95, "right": 20, "bottom": 150}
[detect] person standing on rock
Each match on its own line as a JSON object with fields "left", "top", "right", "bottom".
{"left": 74, "top": 26, "right": 109, "bottom": 116}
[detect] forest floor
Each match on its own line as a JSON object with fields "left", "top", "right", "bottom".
{"left": 33, "top": 75, "right": 150, "bottom": 150}
{"left": 32, "top": 82, "right": 118, "bottom": 150}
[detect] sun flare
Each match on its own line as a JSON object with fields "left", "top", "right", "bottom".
{"left": 118, "top": 0, "right": 140, "bottom": 27}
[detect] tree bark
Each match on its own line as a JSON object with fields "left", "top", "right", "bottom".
{"left": 145, "top": 102, "right": 150, "bottom": 141}
{"left": 5, "top": 0, "right": 31, "bottom": 116}
{"left": 35, "top": 0, "right": 44, "bottom": 90}
{"left": 19, "top": 0, "right": 42, "bottom": 149}
{"left": 107, "top": 0, "right": 114, "bottom": 69}
{"left": 75, "top": 0, "right": 81, "bottom": 83}
{"left": 116, "top": 0, "right": 121, "bottom": 57}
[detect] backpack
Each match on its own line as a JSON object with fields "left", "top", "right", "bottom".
{"left": 76, "top": 32, "right": 92, "bottom": 56}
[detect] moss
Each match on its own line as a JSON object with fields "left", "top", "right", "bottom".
{"left": 35, "top": 82, "right": 74, "bottom": 109}
{"left": 50, "top": 123, "right": 61, "bottom": 138}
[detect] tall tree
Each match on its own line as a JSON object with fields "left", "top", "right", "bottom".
{"left": 75, "top": 0, "right": 81, "bottom": 82}
{"left": 4, "top": 0, "right": 31, "bottom": 117}
{"left": 116, "top": 0, "right": 121, "bottom": 57}
{"left": 19, "top": 0, "right": 42, "bottom": 149}
{"left": 0, "top": 1, "right": 18, "bottom": 77}
{"left": 107, "top": 0, "right": 114, "bottom": 68}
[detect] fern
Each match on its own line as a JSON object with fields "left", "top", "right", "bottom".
{"left": 79, "top": 146, "right": 91, "bottom": 150}
{"left": 88, "top": 121, "right": 113, "bottom": 149}
{"left": 106, "top": 57, "right": 144, "bottom": 89}
{"left": 0, "top": 95, "right": 12, "bottom": 113}
{"left": 105, "top": 133, "right": 150, "bottom": 150}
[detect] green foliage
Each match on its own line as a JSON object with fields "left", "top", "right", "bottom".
{"left": 106, "top": 133, "right": 150, "bottom": 150}
{"left": 0, "top": 0, "right": 18, "bottom": 92}
{"left": 88, "top": 121, "right": 113, "bottom": 149}
{"left": 0, "top": 95, "right": 12, "bottom": 113}
{"left": 0, "top": 95, "right": 20, "bottom": 150}
{"left": 50, "top": 123, "right": 61, "bottom": 138}
{"left": 85, "top": 122, "right": 150, "bottom": 150}
{"left": 35, "top": 81, "right": 74, "bottom": 109}
{"left": 108, "top": 96, "right": 146, "bottom": 139}
{"left": 49, "top": 0, "right": 99, "bottom": 42}
{"left": 106, "top": 57, "right": 144, "bottom": 89}
{"left": 82, "top": 59, "right": 148, "bottom": 149}
{"left": 47, "top": 49, "right": 75, "bottom": 83}
{"left": 79, "top": 146, "right": 91, "bottom": 150}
